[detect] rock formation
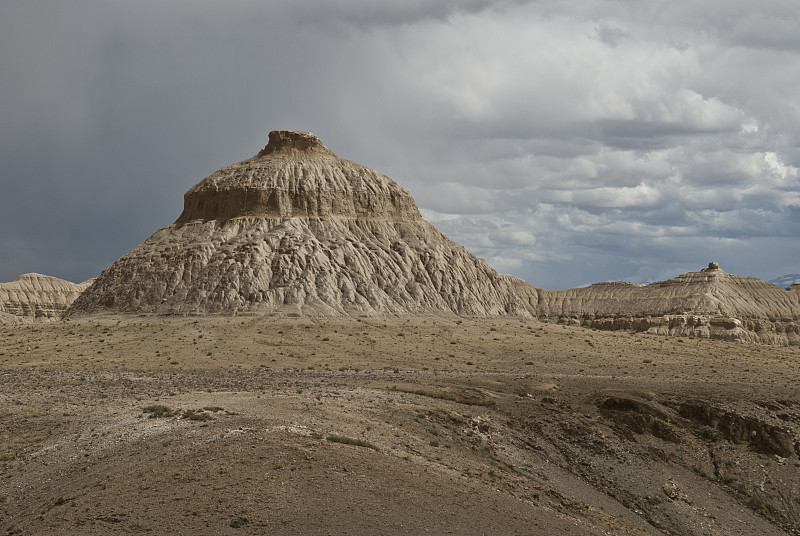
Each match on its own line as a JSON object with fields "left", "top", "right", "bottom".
{"left": 69, "top": 131, "right": 538, "bottom": 317}
{"left": 59, "top": 131, "right": 800, "bottom": 345}
{"left": 535, "top": 263, "right": 800, "bottom": 345}
{"left": 0, "top": 273, "right": 93, "bottom": 323}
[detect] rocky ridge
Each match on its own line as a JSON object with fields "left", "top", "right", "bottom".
{"left": 0, "top": 273, "right": 93, "bottom": 323}
{"left": 535, "top": 263, "right": 800, "bottom": 345}
{"left": 69, "top": 131, "right": 538, "bottom": 317}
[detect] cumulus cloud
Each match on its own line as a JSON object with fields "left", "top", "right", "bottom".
{"left": 0, "top": 0, "right": 798, "bottom": 289}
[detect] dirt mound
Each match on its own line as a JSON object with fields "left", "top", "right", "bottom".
{"left": 69, "top": 131, "right": 537, "bottom": 317}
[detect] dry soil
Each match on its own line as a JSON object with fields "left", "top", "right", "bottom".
{"left": 2, "top": 315, "right": 800, "bottom": 535}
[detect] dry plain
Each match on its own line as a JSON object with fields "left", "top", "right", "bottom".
{"left": 2, "top": 315, "right": 800, "bottom": 535}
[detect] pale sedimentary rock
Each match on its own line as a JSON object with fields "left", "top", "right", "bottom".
{"left": 69, "top": 131, "right": 537, "bottom": 317}
{"left": 535, "top": 263, "right": 800, "bottom": 345}
{"left": 0, "top": 273, "right": 93, "bottom": 322}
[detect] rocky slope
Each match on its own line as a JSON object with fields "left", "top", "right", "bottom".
{"left": 0, "top": 273, "right": 93, "bottom": 323}
{"left": 69, "top": 130, "right": 537, "bottom": 317}
{"left": 535, "top": 263, "right": 800, "bottom": 345}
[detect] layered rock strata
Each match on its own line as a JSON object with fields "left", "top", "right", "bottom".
{"left": 59, "top": 131, "right": 800, "bottom": 345}
{"left": 0, "top": 273, "right": 93, "bottom": 322}
{"left": 535, "top": 263, "right": 800, "bottom": 345}
{"left": 69, "top": 131, "right": 538, "bottom": 317}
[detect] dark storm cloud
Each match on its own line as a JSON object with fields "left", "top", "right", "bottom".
{"left": 290, "top": 0, "right": 534, "bottom": 29}
{"left": 1, "top": 0, "right": 798, "bottom": 289}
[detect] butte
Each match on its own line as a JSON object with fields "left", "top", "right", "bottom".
{"left": 69, "top": 130, "right": 537, "bottom": 317}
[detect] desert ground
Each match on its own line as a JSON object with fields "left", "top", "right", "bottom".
{"left": 2, "top": 315, "right": 800, "bottom": 535}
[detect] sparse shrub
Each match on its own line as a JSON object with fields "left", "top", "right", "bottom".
{"left": 182, "top": 409, "right": 213, "bottom": 422}
{"left": 393, "top": 387, "right": 493, "bottom": 407}
{"left": 747, "top": 496, "right": 768, "bottom": 514}
{"left": 142, "top": 405, "right": 178, "bottom": 418}
{"left": 230, "top": 517, "right": 249, "bottom": 528}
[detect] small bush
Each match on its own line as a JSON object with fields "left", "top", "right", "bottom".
{"left": 142, "top": 405, "right": 178, "bottom": 418}
{"left": 182, "top": 409, "right": 213, "bottom": 422}
{"left": 230, "top": 517, "right": 249, "bottom": 528}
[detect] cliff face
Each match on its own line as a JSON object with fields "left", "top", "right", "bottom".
{"left": 535, "top": 264, "right": 800, "bottom": 345}
{"left": 0, "top": 273, "right": 93, "bottom": 322}
{"left": 69, "top": 131, "right": 537, "bottom": 317}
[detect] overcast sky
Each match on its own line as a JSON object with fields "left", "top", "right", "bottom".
{"left": 1, "top": 1, "right": 799, "bottom": 290}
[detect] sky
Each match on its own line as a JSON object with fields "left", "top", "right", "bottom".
{"left": 1, "top": 0, "right": 799, "bottom": 290}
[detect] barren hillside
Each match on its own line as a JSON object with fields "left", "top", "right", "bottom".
{"left": 2, "top": 316, "right": 799, "bottom": 535}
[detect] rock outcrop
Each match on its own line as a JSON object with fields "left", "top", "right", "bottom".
{"left": 0, "top": 273, "right": 93, "bottom": 322}
{"left": 69, "top": 131, "right": 538, "bottom": 317}
{"left": 535, "top": 263, "right": 800, "bottom": 345}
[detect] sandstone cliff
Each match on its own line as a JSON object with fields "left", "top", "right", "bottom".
{"left": 535, "top": 263, "right": 800, "bottom": 345}
{"left": 69, "top": 131, "right": 538, "bottom": 317}
{"left": 0, "top": 273, "right": 93, "bottom": 322}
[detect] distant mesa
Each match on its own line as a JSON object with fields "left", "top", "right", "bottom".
{"left": 536, "top": 262, "right": 800, "bottom": 346}
{"left": 68, "top": 130, "right": 537, "bottom": 317}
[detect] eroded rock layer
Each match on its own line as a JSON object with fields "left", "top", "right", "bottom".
{"left": 0, "top": 273, "right": 93, "bottom": 322}
{"left": 535, "top": 264, "right": 800, "bottom": 345}
{"left": 69, "top": 131, "right": 538, "bottom": 317}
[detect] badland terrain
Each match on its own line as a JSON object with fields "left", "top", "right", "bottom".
{"left": 2, "top": 131, "right": 800, "bottom": 535}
